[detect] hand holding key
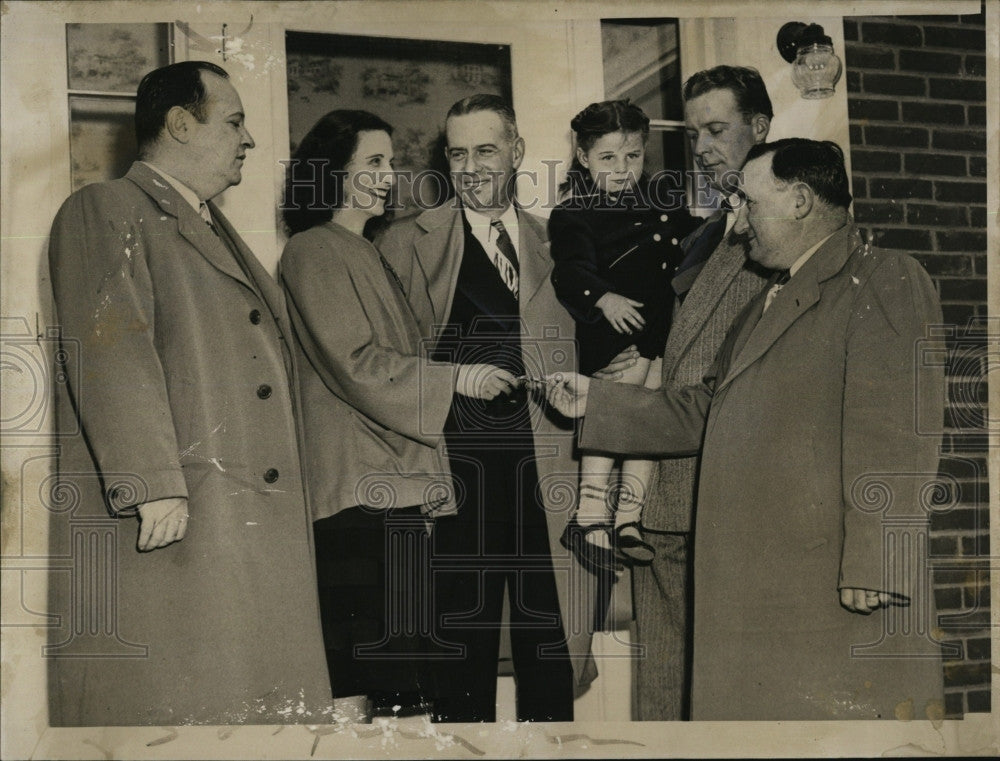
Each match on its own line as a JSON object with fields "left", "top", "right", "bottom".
{"left": 542, "top": 372, "right": 590, "bottom": 418}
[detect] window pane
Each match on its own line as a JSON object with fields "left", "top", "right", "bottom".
{"left": 645, "top": 128, "right": 688, "bottom": 178}
{"left": 67, "top": 23, "right": 170, "bottom": 92}
{"left": 601, "top": 19, "right": 682, "bottom": 122}
{"left": 69, "top": 97, "right": 136, "bottom": 192}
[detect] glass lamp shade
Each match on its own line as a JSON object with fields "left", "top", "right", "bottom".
{"left": 791, "top": 42, "right": 842, "bottom": 99}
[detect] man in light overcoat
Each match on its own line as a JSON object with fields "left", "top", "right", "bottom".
{"left": 548, "top": 138, "right": 945, "bottom": 720}
{"left": 47, "top": 61, "right": 333, "bottom": 725}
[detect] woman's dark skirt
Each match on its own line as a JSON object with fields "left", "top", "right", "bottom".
{"left": 313, "top": 505, "right": 433, "bottom": 706}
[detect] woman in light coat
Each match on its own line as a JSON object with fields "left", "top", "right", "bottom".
{"left": 280, "top": 110, "right": 513, "bottom": 721}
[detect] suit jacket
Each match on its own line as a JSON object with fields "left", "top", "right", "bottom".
{"left": 643, "top": 213, "right": 768, "bottom": 532}
{"left": 47, "top": 162, "right": 332, "bottom": 725}
{"left": 580, "top": 223, "right": 945, "bottom": 719}
{"left": 280, "top": 221, "right": 457, "bottom": 520}
{"left": 378, "top": 202, "right": 598, "bottom": 689}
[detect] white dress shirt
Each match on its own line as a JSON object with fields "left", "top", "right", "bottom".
{"left": 762, "top": 227, "right": 841, "bottom": 313}
{"left": 462, "top": 203, "right": 521, "bottom": 260}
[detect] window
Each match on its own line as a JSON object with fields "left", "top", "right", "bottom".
{"left": 66, "top": 23, "right": 173, "bottom": 191}
{"left": 601, "top": 18, "right": 685, "bottom": 181}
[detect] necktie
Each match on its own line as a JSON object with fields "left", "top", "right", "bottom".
{"left": 199, "top": 202, "right": 219, "bottom": 236}
{"left": 490, "top": 219, "right": 519, "bottom": 298}
{"left": 200, "top": 203, "right": 256, "bottom": 285}
{"left": 762, "top": 270, "right": 790, "bottom": 313}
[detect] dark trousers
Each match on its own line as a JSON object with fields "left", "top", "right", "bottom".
{"left": 429, "top": 444, "right": 574, "bottom": 722}
{"left": 314, "top": 506, "right": 433, "bottom": 703}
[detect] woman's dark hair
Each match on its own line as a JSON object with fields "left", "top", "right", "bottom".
{"left": 135, "top": 61, "right": 229, "bottom": 154}
{"left": 560, "top": 100, "right": 650, "bottom": 196}
{"left": 282, "top": 109, "right": 393, "bottom": 236}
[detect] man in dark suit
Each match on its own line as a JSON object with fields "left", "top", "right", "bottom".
{"left": 631, "top": 65, "right": 773, "bottom": 720}
{"left": 379, "top": 94, "right": 584, "bottom": 722}
{"left": 548, "top": 138, "right": 945, "bottom": 720}
{"left": 47, "top": 61, "right": 332, "bottom": 724}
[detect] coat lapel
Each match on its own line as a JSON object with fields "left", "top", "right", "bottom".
{"left": 413, "top": 203, "right": 465, "bottom": 327}
{"left": 208, "top": 199, "right": 288, "bottom": 321}
{"left": 126, "top": 163, "right": 254, "bottom": 292}
{"left": 672, "top": 210, "right": 726, "bottom": 296}
{"left": 716, "top": 224, "right": 863, "bottom": 393}
{"left": 411, "top": 202, "right": 549, "bottom": 326}
{"left": 662, "top": 235, "right": 751, "bottom": 375}
{"left": 516, "top": 210, "right": 551, "bottom": 308}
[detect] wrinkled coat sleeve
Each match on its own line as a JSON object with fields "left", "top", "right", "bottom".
{"left": 548, "top": 207, "right": 617, "bottom": 323}
{"left": 280, "top": 232, "right": 456, "bottom": 447}
{"left": 578, "top": 303, "right": 743, "bottom": 458}
{"left": 839, "top": 254, "right": 944, "bottom": 597}
{"left": 48, "top": 186, "right": 188, "bottom": 513}
{"left": 578, "top": 377, "right": 712, "bottom": 457}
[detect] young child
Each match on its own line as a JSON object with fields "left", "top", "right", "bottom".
{"left": 550, "top": 100, "right": 697, "bottom": 572}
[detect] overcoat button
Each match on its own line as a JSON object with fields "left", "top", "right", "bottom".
{"left": 263, "top": 468, "right": 279, "bottom": 484}
{"left": 249, "top": 309, "right": 262, "bottom": 324}
{"left": 653, "top": 233, "right": 662, "bottom": 242}
{"left": 257, "top": 384, "right": 272, "bottom": 399}
{"left": 660, "top": 214, "right": 669, "bottom": 222}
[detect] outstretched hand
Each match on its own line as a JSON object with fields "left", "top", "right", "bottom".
{"left": 544, "top": 372, "right": 590, "bottom": 418}
{"left": 840, "top": 587, "right": 906, "bottom": 615}
{"left": 456, "top": 364, "right": 517, "bottom": 400}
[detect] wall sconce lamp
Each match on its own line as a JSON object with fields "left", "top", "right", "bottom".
{"left": 777, "top": 22, "right": 843, "bottom": 99}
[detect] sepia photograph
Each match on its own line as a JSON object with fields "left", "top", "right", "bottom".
{"left": 1, "top": 0, "right": 996, "bottom": 757}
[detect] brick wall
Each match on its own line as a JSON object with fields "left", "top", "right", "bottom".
{"left": 843, "top": 6, "right": 990, "bottom": 718}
